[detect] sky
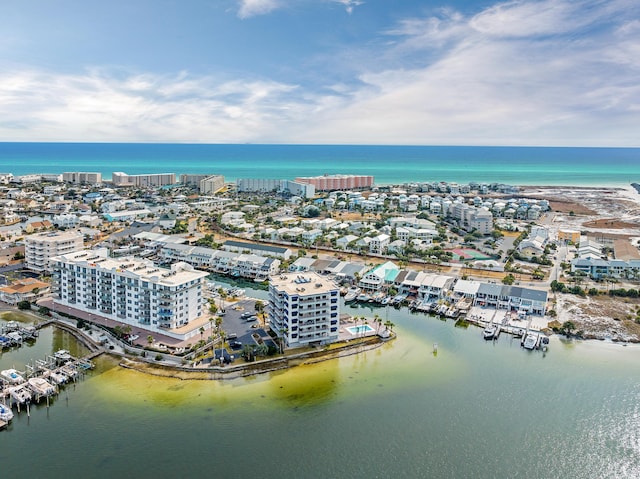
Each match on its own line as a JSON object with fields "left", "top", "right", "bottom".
{"left": 0, "top": 0, "right": 639, "bottom": 146}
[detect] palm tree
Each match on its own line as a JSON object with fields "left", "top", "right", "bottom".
{"left": 373, "top": 314, "right": 382, "bottom": 334}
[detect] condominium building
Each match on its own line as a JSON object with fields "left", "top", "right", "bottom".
{"left": 62, "top": 172, "right": 103, "bottom": 185}
{"left": 294, "top": 174, "right": 374, "bottom": 191}
{"left": 25, "top": 230, "right": 85, "bottom": 272}
{"left": 268, "top": 272, "right": 340, "bottom": 348}
{"left": 51, "top": 249, "right": 208, "bottom": 335}
{"left": 112, "top": 172, "right": 176, "bottom": 187}
{"left": 181, "top": 174, "right": 225, "bottom": 194}
{"left": 199, "top": 175, "right": 225, "bottom": 195}
{"left": 236, "top": 178, "right": 315, "bottom": 198}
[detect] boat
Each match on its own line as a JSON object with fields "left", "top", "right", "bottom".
{"left": 28, "top": 377, "right": 56, "bottom": 397}
{"left": 1, "top": 369, "right": 25, "bottom": 385}
{"left": 3, "top": 321, "right": 19, "bottom": 332}
{"left": 54, "top": 349, "right": 72, "bottom": 361}
{"left": 7, "top": 385, "right": 32, "bottom": 404}
{"left": 356, "top": 293, "right": 371, "bottom": 302}
{"left": 344, "top": 287, "right": 361, "bottom": 302}
{"left": 49, "top": 370, "right": 68, "bottom": 385}
{"left": 380, "top": 296, "right": 390, "bottom": 306}
{"left": 540, "top": 336, "right": 550, "bottom": 350}
{"left": 483, "top": 325, "right": 497, "bottom": 340}
{"left": 60, "top": 364, "right": 79, "bottom": 379}
{"left": 0, "top": 403, "right": 14, "bottom": 422}
{"left": 523, "top": 333, "right": 538, "bottom": 350}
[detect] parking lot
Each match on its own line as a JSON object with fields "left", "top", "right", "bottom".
{"left": 221, "top": 299, "right": 277, "bottom": 356}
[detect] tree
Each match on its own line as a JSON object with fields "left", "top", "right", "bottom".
{"left": 254, "top": 300, "right": 265, "bottom": 314}
{"left": 559, "top": 320, "right": 576, "bottom": 337}
{"left": 208, "top": 300, "right": 218, "bottom": 315}
{"left": 502, "top": 274, "right": 516, "bottom": 285}
{"left": 17, "top": 300, "right": 31, "bottom": 310}
{"left": 147, "top": 335, "right": 154, "bottom": 345}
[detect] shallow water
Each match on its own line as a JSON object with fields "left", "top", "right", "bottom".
{"left": 2, "top": 306, "right": 639, "bottom": 478}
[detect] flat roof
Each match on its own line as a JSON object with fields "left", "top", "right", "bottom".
{"left": 270, "top": 272, "right": 338, "bottom": 296}
{"left": 223, "top": 240, "right": 288, "bottom": 254}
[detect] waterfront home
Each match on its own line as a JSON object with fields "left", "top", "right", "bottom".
{"left": 359, "top": 261, "right": 400, "bottom": 292}
{"left": 474, "top": 283, "right": 547, "bottom": 315}
{"left": 268, "top": 272, "right": 340, "bottom": 348}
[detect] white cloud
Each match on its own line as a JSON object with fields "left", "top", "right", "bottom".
{"left": 332, "top": 0, "right": 364, "bottom": 14}
{"left": 237, "top": 0, "right": 280, "bottom": 19}
{"left": 1, "top": 0, "right": 639, "bottom": 146}
{"left": 0, "top": 70, "right": 304, "bottom": 142}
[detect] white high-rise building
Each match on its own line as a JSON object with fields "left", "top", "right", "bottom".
{"left": 51, "top": 249, "right": 208, "bottom": 335}
{"left": 25, "top": 230, "right": 85, "bottom": 272}
{"left": 268, "top": 272, "right": 340, "bottom": 349}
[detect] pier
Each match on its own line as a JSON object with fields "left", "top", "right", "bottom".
{"left": 0, "top": 350, "right": 97, "bottom": 428}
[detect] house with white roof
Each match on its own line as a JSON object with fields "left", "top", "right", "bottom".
{"left": 369, "top": 234, "right": 390, "bottom": 254}
{"left": 359, "top": 261, "right": 400, "bottom": 291}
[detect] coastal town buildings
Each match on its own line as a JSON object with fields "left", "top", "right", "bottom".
{"left": 25, "top": 230, "right": 85, "bottom": 272}
{"left": 268, "top": 272, "right": 340, "bottom": 348}
{"left": 236, "top": 178, "right": 315, "bottom": 198}
{"left": 295, "top": 174, "right": 374, "bottom": 191}
{"left": 62, "top": 172, "right": 103, "bottom": 185}
{"left": 112, "top": 172, "right": 176, "bottom": 187}
{"left": 0, "top": 278, "right": 51, "bottom": 304}
{"left": 51, "top": 248, "right": 208, "bottom": 338}
{"left": 181, "top": 174, "right": 225, "bottom": 194}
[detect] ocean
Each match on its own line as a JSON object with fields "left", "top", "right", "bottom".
{"left": 1, "top": 142, "right": 639, "bottom": 186}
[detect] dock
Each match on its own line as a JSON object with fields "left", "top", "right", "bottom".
{"left": 0, "top": 350, "right": 97, "bottom": 428}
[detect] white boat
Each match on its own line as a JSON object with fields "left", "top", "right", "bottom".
{"left": 0, "top": 403, "right": 14, "bottom": 422}
{"left": 1, "top": 369, "right": 25, "bottom": 385}
{"left": 483, "top": 325, "right": 497, "bottom": 340}
{"left": 356, "top": 293, "right": 371, "bottom": 302}
{"left": 344, "top": 287, "right": 361, "bottom": 302}
{"left": 4, "top": 321, "right": 19, "bottom": 331}
{"left": 54, "top": 349, "right": 72, "bottom": 361}
{"left": 8, "top": 385, "right": 32, "bottom": 404}
{"left": 49, "top": 370, "right": 68, "bottom": 385}
{"left": 28, "top": 377, "right": 56, "bottom": 397}
{"left": 60, "top": 364, "right": 79, "bottom": 379}
{"left": 523, "top": 333, "right": 538, "bottom": 350}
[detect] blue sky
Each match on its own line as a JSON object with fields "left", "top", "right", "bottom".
{"left": 1, "top": 0, "right": 639, "bottom": 146}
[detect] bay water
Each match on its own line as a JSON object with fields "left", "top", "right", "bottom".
{"left": 2, "top": 306, "right": 639, "bottom": 479}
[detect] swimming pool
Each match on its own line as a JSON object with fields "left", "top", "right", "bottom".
{"left": 346, "top": 324, "right": 375, "bottom": 335}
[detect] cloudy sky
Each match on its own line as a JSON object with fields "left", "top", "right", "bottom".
{"left": 1, "top": 0, "right": 639, "bottom": 145}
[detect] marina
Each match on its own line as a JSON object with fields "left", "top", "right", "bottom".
{"left": 0, "top": 350, "right": 96, "bottom": 423}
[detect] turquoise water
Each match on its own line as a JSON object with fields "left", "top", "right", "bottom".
{"left": 1, "top": 142, "right": 639, "bottom": 186}
{"left": 346, "top": 324, "right": 375, "bottom": 334}
{"left": 2, "top": 302, "right": 640, "bottom": 478}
